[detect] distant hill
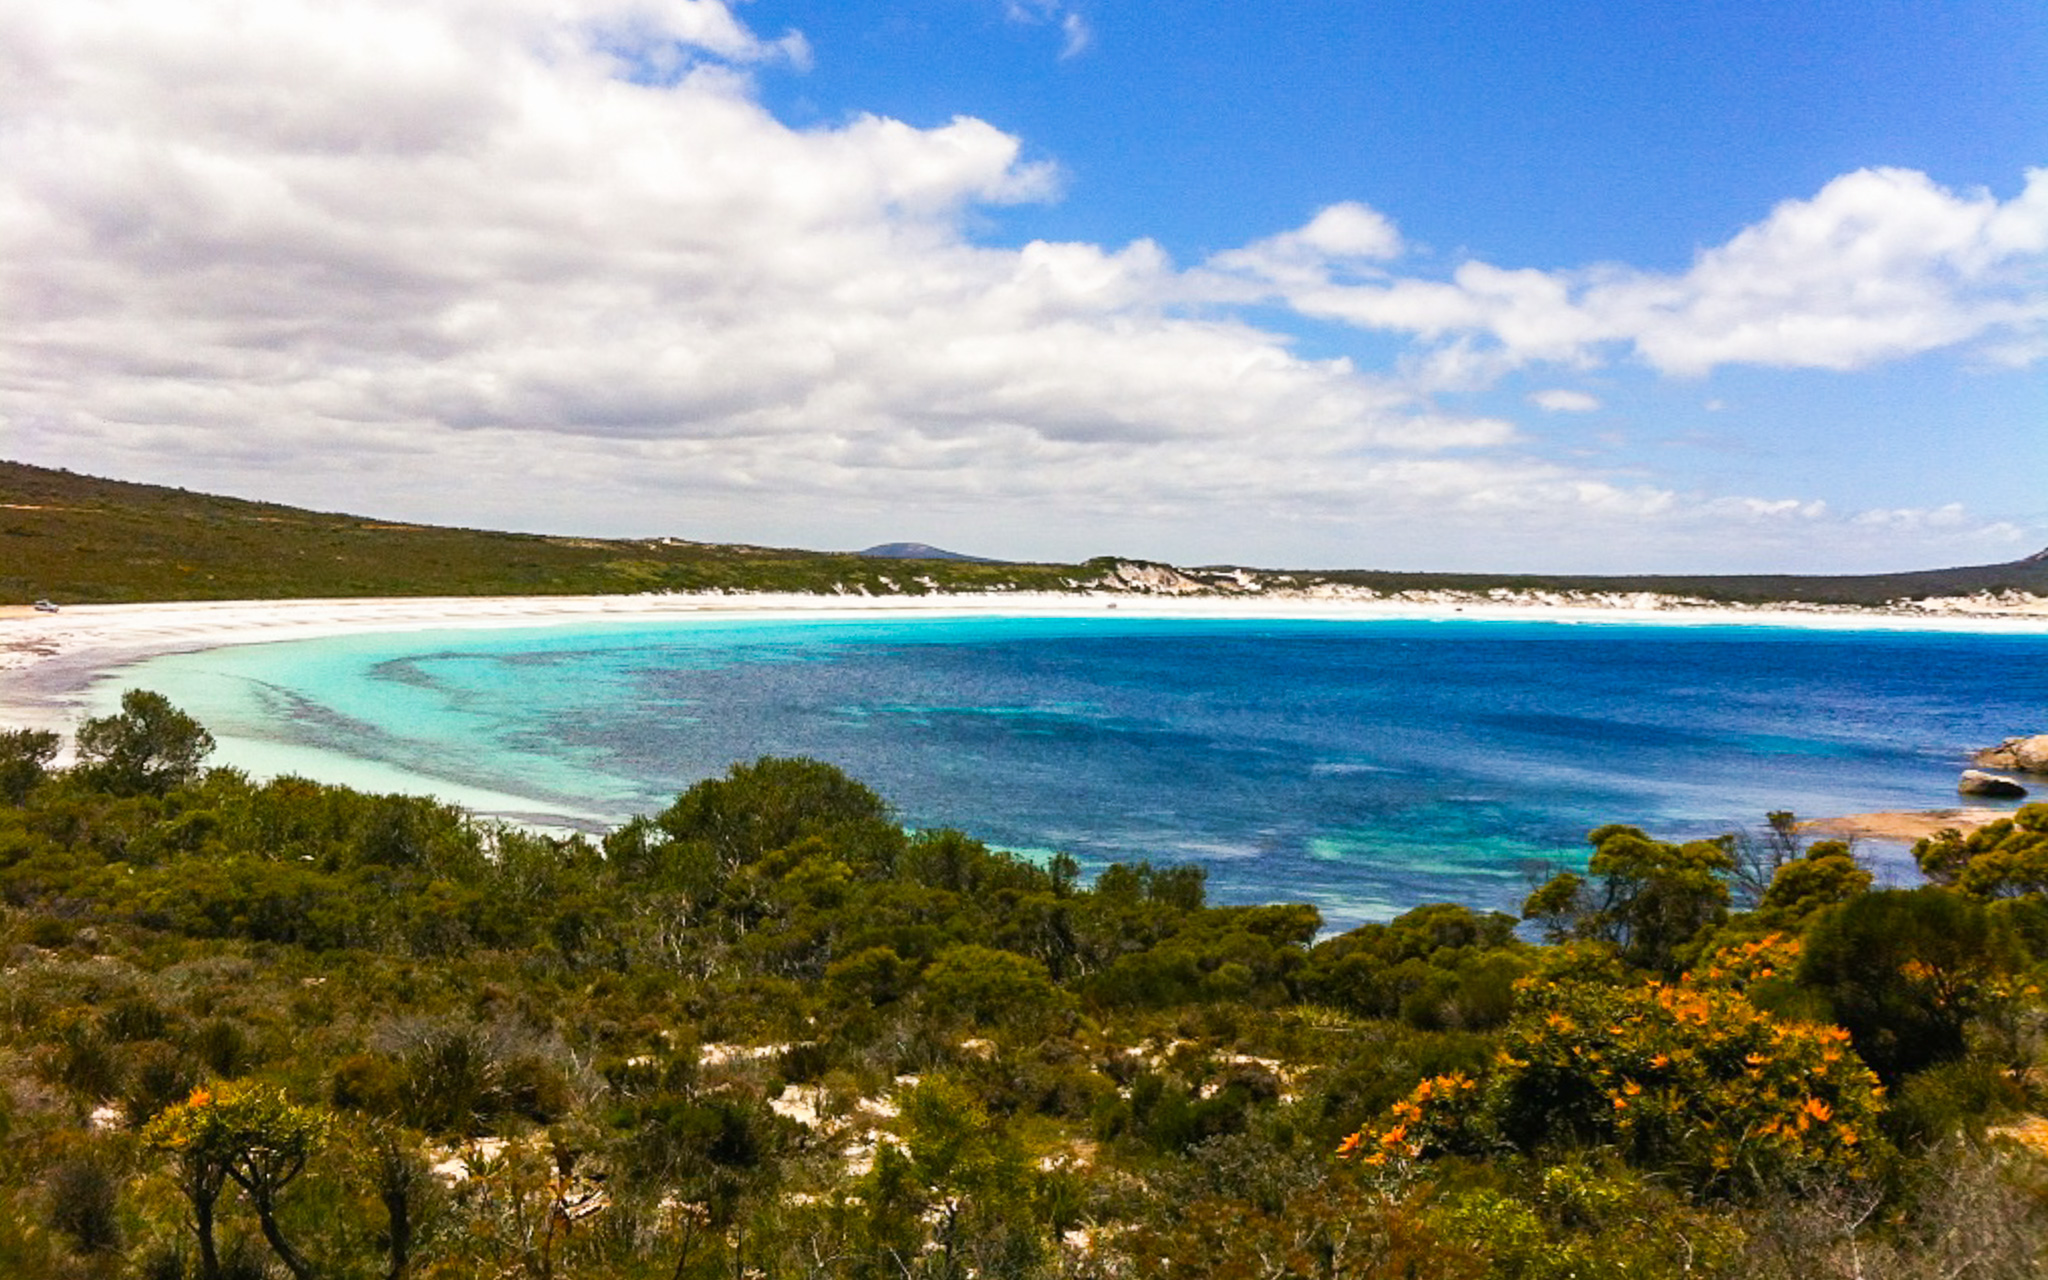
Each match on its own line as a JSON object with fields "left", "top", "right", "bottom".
{"left": 857, "top": 542, "right": 1002, "bottom": 563}
{"left": 4, "top": 459, "right": 2044, "bottom": 607}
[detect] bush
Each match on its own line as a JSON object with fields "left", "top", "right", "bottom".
{"left": 1798, "top": 888, "right": 2020, "bottom": 1082}
{"left": 45, "top": 1150, "right": 122, "bottom": 1253}
{"left": 1340, "top": 973, "right": 1887, "bottom": 1199}
{"left": 0, "top": 728, "right": 60, "bottom": 805}
{"left": 74, "top": 690, "right": 215, "bottom": 797}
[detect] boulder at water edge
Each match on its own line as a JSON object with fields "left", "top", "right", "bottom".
{"left": 1974, "top": 734, "right": 2048, "bottom": 773}
{"left": 1958, "top": 770, "right": 2029, "bottom": 798}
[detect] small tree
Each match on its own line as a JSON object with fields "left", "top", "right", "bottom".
{"left": 1523, "top": 825, "right": 1735, "bottom": 974}
{"left": 1914, "top": 804, "right": 2048, "bottom": 900}
{"left": 75, "top": 689, "right": 214, "bottom": 797}
{"left": 1756, "top": 840, "right": 1871, "bottom": 926}
{"left": 1798, "top": 888, "right": 2018, "bottom": 1082}
{"left": 144, "top": 1082, "right": 330, "bottom": 1280}
{"left": 1730, "top": 810, "right": 1807, "bottom": 908}
{"left": 0, "top": 726, "right": 60, "bottom": 804}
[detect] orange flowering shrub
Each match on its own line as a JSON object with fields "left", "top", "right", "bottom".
{"left": 1687, "top": 932, "right": 1800, "bottom": 990}
{"left": 1339, "top": 973, "right": 1886, "bottom": 1198}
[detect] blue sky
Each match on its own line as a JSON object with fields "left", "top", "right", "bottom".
{"left": 2, "top": 0, "right": 2043, "bottom": 572}
{"left": 747, "top": 1, "right": 2044, "bottom": 265}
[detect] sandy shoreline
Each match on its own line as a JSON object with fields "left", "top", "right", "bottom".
{"left": 4, "top": 590, "right": 2045, "bottom": 830}
{"left": 1801, "top": 809, "right": 2022, "bottom": 845}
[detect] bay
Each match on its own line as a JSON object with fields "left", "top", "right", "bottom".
{"left": 107, "top": 614, "right": 2048, "bottom": 930}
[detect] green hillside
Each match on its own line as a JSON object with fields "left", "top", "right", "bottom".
{"left": 0, "top": 462, "right": 1078, "bottom": 603}
{"left": 4, "top": 459, "right": 2044, "bottom": 606}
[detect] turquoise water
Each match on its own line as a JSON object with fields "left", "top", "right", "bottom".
{"left": 109, "top": 615, "right": 2048, "bottom": 929}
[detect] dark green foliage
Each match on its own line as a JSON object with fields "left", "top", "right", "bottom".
{"left": 45, "top": 1149, "right": 123, "bottom": 1253}
{"left": 1756, "top": 839, "right": 1872, "bottom": 926}
{"left": 1, "top": 697, "right": 2044, "bottom": 1279}
{"left": 1098, "top": 1068, "right": 1274, "bottom": 1154}
{"left": 75, "top": 689, "right": 216, "bottom": 797}
{"left": 0, "top": 459, "right": 1087, "bottom": 604}
{"left": 923, "top": 944, "right": 1064, "bottom": 1028}
{"left": 1798, "top": 888, "right": 2019, "bottom": 1082}
{"left": 655, "top": 756, "right": 901, "bottom": 874}
{"left": 1300, "top": 902, "right": 1526, "bottom": 1028}
{"left": 1915, "top": 803, "right": 2048, "bottom": 899}
{"left": 0, "top": 727, "right": 59, "bottom": 804}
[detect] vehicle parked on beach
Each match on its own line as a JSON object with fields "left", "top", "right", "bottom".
{"left": 33, "top": 599, "right": 59, "bottom": 612}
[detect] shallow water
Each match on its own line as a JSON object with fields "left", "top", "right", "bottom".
{"left": 108, "top": 615, "right": 2048, "bottom": 929}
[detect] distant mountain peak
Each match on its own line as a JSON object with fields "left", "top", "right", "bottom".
{"left": 2026, "top": 546, "right": 2048, "bottom": 563}
{"left": 856, "top": 542, "right": 1000, "bottom": 563}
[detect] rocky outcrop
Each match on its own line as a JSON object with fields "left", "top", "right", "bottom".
{"left": 1090, "top": 561, "right": 1211, "bottom": 595}
{"left": 1974, "top": 734, "right": 2048, "bottom": 773}
{"left": 1958, "top": 770, "right": 2029, "bottom": 798}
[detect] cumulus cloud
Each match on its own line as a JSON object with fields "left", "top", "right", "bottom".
{"left": 0, "top": 0, "right": 2035, "bottom": 570}
{"left": 1224, "top": 168, "right": 2048, "bottom": 377}
{"left": 1206, "top": 203, "right": 1404, "bottom": 295}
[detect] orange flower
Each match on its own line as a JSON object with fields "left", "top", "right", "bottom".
{"left": 1802, "top": 1098, "right": 1834, "bottom": 1124}
{"left": 1650, "top": 1053, "right": 1670, "bottom": 1069}
{"left": 1335, "top": 1132, "right": 1364, "bottom": 1158}
{"left": 1380, "top": 1124, "right": 1410, "bottom": 1149}
{"left": 187, "top": 1087, "right": 213, "bottom": 1109}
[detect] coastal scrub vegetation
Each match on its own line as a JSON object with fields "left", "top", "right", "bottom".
{"left": 2, "top": 695, "right": 2048, "bottom": 1277}
{"left": 8, "top": 459, "right": 2048, "bottom": 606}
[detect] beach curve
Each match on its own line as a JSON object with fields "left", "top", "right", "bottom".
{"left": 6, "top": 589, "right": 2047, "bottom": 832}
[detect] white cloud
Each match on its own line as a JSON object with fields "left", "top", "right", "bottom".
{"left": 0, "top": 0, "right": 1514, "bottom": 546}
{"left": 1059, "top": 13, "right": 1093, "bottom": 59}
{"left": 1851, "top": 503, "right": 1970, "bottom": 531}
{"left": 1004, "top": 1, "right": 1091, "bottom": 59}
{"left": 0, "top": 0, "right": 2036, "bottom": 572}
{"left": 1207, "top": 202, "right": 1404, "bottom": 292}
{"left": 1224, "top": 168, "right": 2048, "bottom": 377}
{"left": 1528, "top": 389, "right": 1600, "bottom": 413}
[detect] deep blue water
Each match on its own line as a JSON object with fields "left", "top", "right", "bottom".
{"left": 113, "top": 615, "right": 2048, "bottom": 929}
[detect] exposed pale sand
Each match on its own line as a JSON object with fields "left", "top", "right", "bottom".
{"left": 4, "top": 590, "right": 2046, "bottom": 823}
{"left": 1802, "top": 809, "right": 2024, "bottom": 845}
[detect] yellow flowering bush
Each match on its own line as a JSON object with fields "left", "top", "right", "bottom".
{"left": 143, "top": 1081, "right": 331, "bottom": 1280}
{"left": 1339, "top": 973, "right": 1886, "bottom": 1198}
{"left": 143, "top": 1081, "right": 330, "bottom": 1170}
{"left": 1686, "top": 932, "right": 1801, "bottom": 990}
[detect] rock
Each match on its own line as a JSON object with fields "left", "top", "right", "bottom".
{"left": 1974, "top": 734, "right": 2048, "bottom": 773}
{"left": 1958, "top": 770, "right": 2028, "bottom": 798}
